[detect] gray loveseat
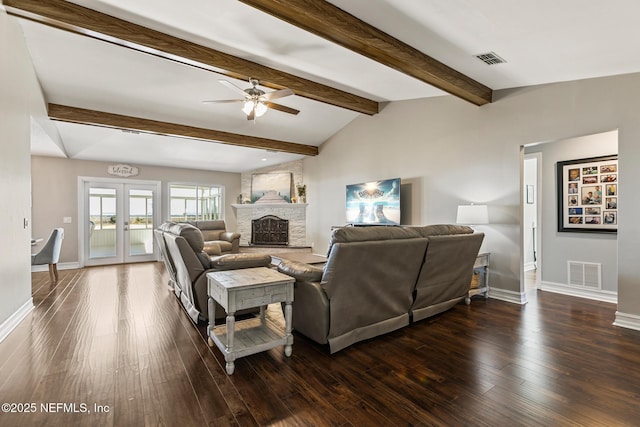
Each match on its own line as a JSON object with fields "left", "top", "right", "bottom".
{"left": 277, "top": 225, "right": 484, "bottom": 353}
{"left": 156, "top": 221, "right": 271, "bottom": 323}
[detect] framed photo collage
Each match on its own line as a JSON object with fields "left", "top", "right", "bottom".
{"left": 557, "top": 155, "right": 618, "bottom": 233}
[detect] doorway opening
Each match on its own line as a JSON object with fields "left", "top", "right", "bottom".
{"left": 523, "top": 153, "right": 541, "bottom": 292}
{"left": 521, "top": 130, "right": 618, "bottom": 302}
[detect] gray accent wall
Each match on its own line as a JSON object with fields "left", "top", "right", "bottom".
{"left": 303, "top": 73, "right": 640, "bottom": 315}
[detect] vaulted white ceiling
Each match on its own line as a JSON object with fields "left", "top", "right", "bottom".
{"left": 11, "top": 0, "right": 640, "bottom": 172}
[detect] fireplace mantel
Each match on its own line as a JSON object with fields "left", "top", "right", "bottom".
{"left": 232, "top": 203, "right": 308, "bottom": 246}
{"left": 232, "top": 203, "right": 308, "bottom": 209}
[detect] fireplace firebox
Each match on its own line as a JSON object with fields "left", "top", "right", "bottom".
{"left": 251, "top": 215, "right": 289, "bottom": 245}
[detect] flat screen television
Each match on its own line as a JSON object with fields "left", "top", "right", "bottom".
{"left": 346, "top": 178, "right": 401, "bottom": 225}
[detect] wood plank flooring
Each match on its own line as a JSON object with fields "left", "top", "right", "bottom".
{"left": 2, "top": 262, "right": 640, "bottom": 426}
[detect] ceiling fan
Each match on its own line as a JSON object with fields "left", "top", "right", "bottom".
{"left": 203, "top": 78, "right": 299, "bottom": 121}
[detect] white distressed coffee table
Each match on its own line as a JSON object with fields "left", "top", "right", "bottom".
{"left": 206, "top": 267, "right": 294, "bottom": 375}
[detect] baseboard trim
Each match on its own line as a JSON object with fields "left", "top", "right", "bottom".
{"left": 488, "top": 287, "right": 528, "bottom": 305}
{"left": 31, "top": 262, "right": 81, "bottom": 273}
{"left": 540, "top": 281, "right": 617, "bottom": 303}
{"left": 0, "top": 299, "right": 34, "bottom": 343}
{"left": 613, "top": 311, "right": 640, "bottom": 331}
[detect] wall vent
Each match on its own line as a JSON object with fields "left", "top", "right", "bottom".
{"left": 568, "top": 261, "right": 602, "bottom": 289}
{"left": 474, "top": 51, "right": 507, "bottom": 65}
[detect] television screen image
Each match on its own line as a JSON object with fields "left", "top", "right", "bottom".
{"left": 346, "top": 178, "right": 401, "bottom": 225}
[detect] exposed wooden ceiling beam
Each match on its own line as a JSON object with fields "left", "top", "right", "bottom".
{"left": 239, "top": 0, "right": 493, "bottom": 106}
{"left": 4, "top": 0, "right": 378, "bottom": 115}
{"left": 47, "top": 104, "right": 319, "bottom": 156}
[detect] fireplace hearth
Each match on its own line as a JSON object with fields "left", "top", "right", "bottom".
{"left": 251, "top": 215, "right": 289, "bottom": 246}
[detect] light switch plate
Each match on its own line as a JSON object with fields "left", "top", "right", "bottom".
{"left": 63, "top": 217, "right": 72, "bottom": 224}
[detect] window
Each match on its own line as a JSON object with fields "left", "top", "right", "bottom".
{"left": 169, "top": 184, "right": 222, "bottom": 221}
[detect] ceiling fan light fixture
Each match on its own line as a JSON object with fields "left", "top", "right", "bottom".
{"left": 212, "top": 79, "right": 297, "bottom": 119}
{"left": 255, "top": 101, "right": 268, "bottom": 117}
{"left": 242, "top": 99, "right": 267, "bottom": 118}
{"left": 242, "top": 100, "right": 254, "bottom": 115}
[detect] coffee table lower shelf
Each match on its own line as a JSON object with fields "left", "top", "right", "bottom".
{"left": 208, "top": 316, "right": 291, "bottom": 370}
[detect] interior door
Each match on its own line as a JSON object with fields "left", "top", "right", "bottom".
{"left": 85, "top": 181, "right": 158, "bottom": 266}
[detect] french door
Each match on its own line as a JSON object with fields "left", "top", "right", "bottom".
{"left": 83, "top": 180, "right": 160, "bottom": 266}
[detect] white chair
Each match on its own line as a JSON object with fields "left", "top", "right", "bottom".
{"left": 32, "top": 228, "right": 64, "bottom": 282}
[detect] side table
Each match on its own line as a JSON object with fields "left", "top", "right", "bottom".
{"left": 466, "top": 252, "right": 490, "bottom": 304}
{"left": 206, "top": 267, "right": 295, "bottom": 375}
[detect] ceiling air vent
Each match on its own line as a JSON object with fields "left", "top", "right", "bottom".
{"left": 475, "top": 51, "right": 507, "bottom": 65}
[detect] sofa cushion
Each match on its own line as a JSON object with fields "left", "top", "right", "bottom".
{"left": 210, "top": 253, "right": 272, "bottom": 271}
{"left": 218, "top": 241, "right": 234, "bottom": 253}
{"left": 192, "top": 220, "right": 227, "bottom": 231}
{"left": 278, "top": 259, "right": 324, "bottom": 282}
{"left": 327, "top": 226, "right": 421, "bottom": 256}
{"left": 159, "top": 221, "right": 177, "bottom": 232}
{"left": 203, "top": 241, "right": 222, "bottom": 256}
{"left": 190, "top": 220, "right": 227, "bottom": 242}
{"left": 166, "top": 223, "right": 205, "bottom": 253}
{"left": 200, "top": 229, "right": 223, "bottom": 241}
{"left": 409, "top": 224, "right": 474, "bottom": 237}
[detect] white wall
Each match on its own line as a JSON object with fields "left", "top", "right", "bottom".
{"left": 304, "top": 72, "right": 640, "bottom": 313}
{"left": 527, "top": 131, "right": 618, "bottom": 295}
{"left": 31, "top": 156, "right": 241, "bottom": 264}
{"left": 0, "top": 11, "right": 42, "bottom": 330}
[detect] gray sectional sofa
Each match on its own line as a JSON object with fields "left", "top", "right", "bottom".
{"left": 156, "top": 221, "right": 271, "bottom": 323}
{"left": 277, "top": 225, "right": 484, "bottom": 353}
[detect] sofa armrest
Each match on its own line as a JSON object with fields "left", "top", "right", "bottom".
{"left": 277, "top": 259, "right": 324, "bottom": 282}
{"left": 210, "top": 253, "right": 271, "bottom": 270}
{"left": 203, "top": 242, "right": 222, "bottom": 256}
{"left": 220, "top": 231, "right": 240, "bottom": 242}
{"left": 289, "top": 279, "right": 330, "bottom": 345}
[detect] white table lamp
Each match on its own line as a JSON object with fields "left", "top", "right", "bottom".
{"left": 456, "top": 204, "right": 489, "bottom": 225}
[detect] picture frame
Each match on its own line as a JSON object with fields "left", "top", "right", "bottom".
{"left": 251, "top": 172, "right": 293, "bottom": 203}
{"left": 557, "top": 155, "right": 617, "bottom": 233}
{"left": 526, "top": 185, "right": 535, "bottom": 204}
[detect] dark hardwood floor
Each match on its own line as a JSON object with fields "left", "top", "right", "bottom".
{"left": 2, "top": 262, "right": 640, "bottom": 426}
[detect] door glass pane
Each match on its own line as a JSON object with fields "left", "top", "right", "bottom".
{"left": 129, "top": 189, "right": 153, "bottom": 256}
{"left": 89, "top": 187, "right": 117, "bottom": 258}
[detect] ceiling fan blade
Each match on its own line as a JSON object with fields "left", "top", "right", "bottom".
{"left": 264, "top": 101, "right": 300, "bottom": 115}
{"left": 218, "top": 79, "right": 250, "bottom": 97}
{"left": 202, "top": 99, "right": 244, "bottom": 104}
{"left": 261, "top": 88, "right": 294, "bottom": 101}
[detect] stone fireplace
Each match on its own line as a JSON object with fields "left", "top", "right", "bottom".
{"left": 233, "top": 203, "right": 307, "bottom": 247}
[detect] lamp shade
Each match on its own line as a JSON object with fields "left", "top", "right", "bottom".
{"left": 456, "top": 204, "right": 489, "bottom": 225}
